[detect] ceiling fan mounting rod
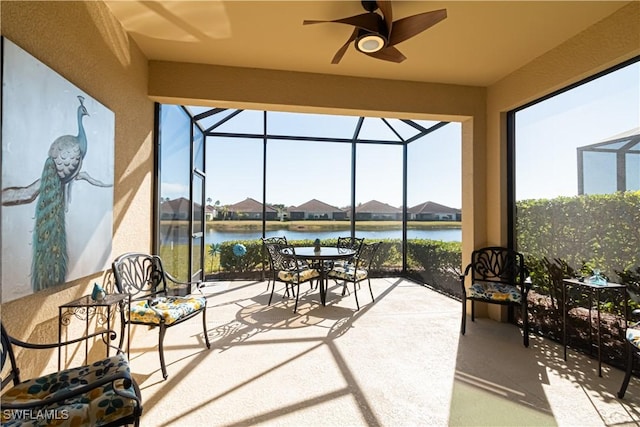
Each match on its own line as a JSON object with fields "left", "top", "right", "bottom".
{"left": 361, "top": 0, "right": 379, "bottom": 13}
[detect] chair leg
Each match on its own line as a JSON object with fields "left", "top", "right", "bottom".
{"left": 619, "top": 341, "right": 635, "bottom": 398}
{"left": 158, "top": 324, "right": 168, "bottom": 380}
{"left": 522, "top": 302, "right": 529, "bottom": 348}
{"left": 353, "top": 281, "right": 360, "bottom": 310}
{"left": 293, "top": 282, "right": 301, "bottom": 312}
{"left": 202, "top": 308, "right": 211, "bottom": 349}
{"left": 471, "top": 300, "right": 476, "bottom": 322}
{"left": 268, "top": 279, "right": 279, "bottom": 305}
{"left": 461, "top": 296, "right": 467, "bottom": 335}
{"left": 367, "top": 278, "right": 374, "bottom": 302}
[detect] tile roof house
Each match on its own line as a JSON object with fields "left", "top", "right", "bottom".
{"left": 355, "top": 200, "right": 402, "bottom": 221}
{"left": 160, "top": 197, "right": 202, "bottom": 220}
{"left": 288, "top": 199, "right": 347, "bottom": 220}
{"left": 408, "top": 201, "right": 462, "bottom": 221}
{"left": 227, "top": 197, "right": 278, "bottom": 220}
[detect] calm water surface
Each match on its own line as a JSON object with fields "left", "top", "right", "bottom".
{"left": 205, "top": 227, "right": 460, "bottom": 244}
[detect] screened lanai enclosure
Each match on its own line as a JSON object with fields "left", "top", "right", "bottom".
{"left": 155, "top": 105, "right": 463, "bottom": 296}
{"left": 154, "top": 59, "right": 639, "bottom": 372}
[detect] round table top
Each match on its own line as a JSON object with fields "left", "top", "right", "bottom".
{"left": 287, "top": 246, "right": 356, "bottom": 260}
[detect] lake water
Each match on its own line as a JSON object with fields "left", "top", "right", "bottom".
{"left": 205, "top": 227, "right": 461, "bottom": 244}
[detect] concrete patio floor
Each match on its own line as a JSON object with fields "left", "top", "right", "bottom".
{"left": 127, "top": 278, "right": 640, "bottom": 426}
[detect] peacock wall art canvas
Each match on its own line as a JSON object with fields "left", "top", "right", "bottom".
{"left": 1, "top": 38, "right": 114, "bottom": 302}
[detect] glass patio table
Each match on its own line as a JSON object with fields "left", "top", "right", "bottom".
{"left": 284, "top": 246, "right": 356, "bottom": 306}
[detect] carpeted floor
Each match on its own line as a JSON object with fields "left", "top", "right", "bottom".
{"left": 127, "top": 278, "right": 640, "bottom": 426}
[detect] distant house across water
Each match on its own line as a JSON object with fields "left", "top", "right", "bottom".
{"left": 288, "top": 199, "right": 346, "bottom": 220}
{"left": 408, "top": 201, "right": 461, "bottom": 221}
{"left": 354, "top": 200, "right": 402, "bottom": 221}
{"left": 227, "top": 197, "right": 278, "bottom": 220}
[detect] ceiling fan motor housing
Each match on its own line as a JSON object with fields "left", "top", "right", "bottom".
{"left": 355, "top": 29, "right": 387, "bottom": 53}
{"left": 354, "top": 12, "right": 388, "bottom": 53}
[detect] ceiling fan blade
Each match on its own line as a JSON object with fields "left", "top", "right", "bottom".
{"left": 388, "top": 9, "right": 447, "bottom": 47}
{"left": 332, "top": 29, "right": 359, "bottom": 64}
{"left": 376, "top": 0, "right": 393, "bottom": 35}
{"left": 365, "top": 46, "right": 406, "bottom": 63}
{"left": 303, "top": 13, "right": 380, "bottom": 33}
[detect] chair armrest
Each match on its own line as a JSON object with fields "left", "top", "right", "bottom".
{"left": 1, "top": 367, "right": 139, "bottom": 410}
{"left": 460, "top": 263, "right": 473, "bottom": 280}
{"left": 164, "top": 271, "right": 204, "bottom": 294}
{"left": 9, "top": 329, "right": 117, "bottom": 352}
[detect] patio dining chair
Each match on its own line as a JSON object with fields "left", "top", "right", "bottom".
{"left": 332, "top": 236, "right": 364, "bottom": 269}
{"left": 112, "top": 252, "right": 210, "bottom": 380}
{"left": 264, "top": 243, "right": 320, "bottom": 312}
{"left": 262, "top": 236, "right": 289, "bottom": 291}
{"left": 327, "top": 241, "right": 381, "bottom": 310}
{"left": 460, "top": 246, "right": 531, "bottom": 347}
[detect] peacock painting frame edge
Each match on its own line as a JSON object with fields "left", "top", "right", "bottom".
{"left": 0, "top": 37, "right": 115, "bottom": 302}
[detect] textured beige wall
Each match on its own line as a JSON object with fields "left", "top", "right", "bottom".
{"left": 1, "top": 1, "right": 153, "bottom": 375}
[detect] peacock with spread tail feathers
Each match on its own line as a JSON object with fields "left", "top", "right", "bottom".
{"left": 31, "top": 96, "right": 89, "bottom": 291}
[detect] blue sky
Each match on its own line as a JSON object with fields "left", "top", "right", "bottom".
{"left": 205, "top": 114, "right": 462, "bottom": 209}
{"left": 515, "top": 61, "right": 639, "bottom": 200}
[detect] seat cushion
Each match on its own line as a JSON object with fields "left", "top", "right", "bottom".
{"left": 327, "top": 265, "right": 368, "bottom": 282}
{"left": 278, "top": 268, "right": 319, "bottom": 283}
{"left": 627, "top": 326, "right": 640, "bottom": 349}
{"left": 130, "top": 295, "right": 206, "bottom": 325}
{"left": 468, "top": 282, "right": 522, "bottom": 303}
{"left": 1, "top": 353, "right": 139, "bottom": 427}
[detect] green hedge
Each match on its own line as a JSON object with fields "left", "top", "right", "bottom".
{"left": 517, "top": 191, "right": 640, "bottom": 307}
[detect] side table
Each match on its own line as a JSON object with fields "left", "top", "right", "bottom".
{"left": 58, "top": 293, "right": 130, "bottom": 370}
{"left": 562, "top": 278, "right": 627, "bottom": 377}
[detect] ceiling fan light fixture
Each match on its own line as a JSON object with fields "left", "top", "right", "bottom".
{"left": 356, "top": 33, "right": 386, "bottom": 53}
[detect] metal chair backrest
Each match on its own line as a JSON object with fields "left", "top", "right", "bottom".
{"left": 337, "top": 236, "right": 364, "bottom": 254}
{"left": 355, "top": 241, "right": 381, "bottom": 271}
{"left": 469, "top": 246, "right": 526, "bottom": 286}
{"left": 262, "top": 238, "right": 291, "bottom": 272}
{"left": 112, "top": 252, "right": 168, "bottom": 299}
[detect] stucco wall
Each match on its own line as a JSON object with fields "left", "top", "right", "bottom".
{"left": 1, "top": 1, "right": 154, "bottom": 375}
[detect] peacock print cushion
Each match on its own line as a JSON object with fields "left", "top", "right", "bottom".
{"left": 468, "top": 282, "right": 522, "bottom": 303}
{"left": 1, "top": 353, "right": 139, "bottom": 427}
{"left": 129, "top": 295, "right": 206, "bottom": 325}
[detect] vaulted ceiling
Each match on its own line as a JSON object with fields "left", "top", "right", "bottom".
{"left": 104, "top": 1, "right": 631, "bottom": 88}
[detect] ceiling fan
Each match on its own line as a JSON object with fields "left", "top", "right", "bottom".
{"left": 303, "top": 0, "right": 447, "bottom": 64}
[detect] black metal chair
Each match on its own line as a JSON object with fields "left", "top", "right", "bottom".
{"left": 618, "top": 309, "right": 640, "bottom": 398}
{"left": 262, "top": 236, "right": 289, "bottom": 293}
{"left": 332, "top": 236, "right": 364, "bottom": 268}
{"left": 112, "top": 252, "right": 210, "bottom": 380}
{"left": 460, "top": 246, "right": 531, "bottom": 347}
{"left": 1, "top": 322, "right": 142, "bottom": 426}
{"left": 327, "top": 241, "right": 381, "bottom": 310}
{"left": 264, "top": 242, "right": 320, "bottom": 312}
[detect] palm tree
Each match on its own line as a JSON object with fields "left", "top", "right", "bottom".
{"left": 208, "top": 243, "right": 222, "bottom": 272}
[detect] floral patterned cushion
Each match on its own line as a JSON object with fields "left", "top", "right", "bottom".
{"left": 130, "top": 295, "right": 206, "bottom": 325}
{"left": 468, "top": 282, "right": 522, "bottom": 303}
{"left": 627, "top": 325, "right": 640, "bottom": 349}
{"left": 1, "top": 353, "right": 139, "bottom": 427}
{"left": 327, "top": 265, "right": 368, "bottom": 282}
{"left": 278, "top": 268, "right": 319, "bottom": 283}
